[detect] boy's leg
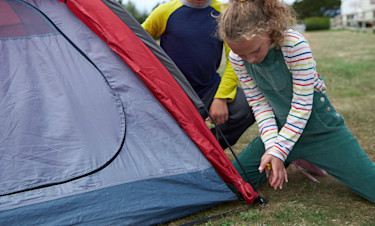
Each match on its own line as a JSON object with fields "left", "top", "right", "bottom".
{"left": 199, "top": 85, "right": 254, "bottom": 149}
{"left": 216, "top": 87, "right": 254, "bottom": 149}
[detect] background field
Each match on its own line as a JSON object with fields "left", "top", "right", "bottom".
{"left": 165, "top": 30, "right": 375, "bottom": 225}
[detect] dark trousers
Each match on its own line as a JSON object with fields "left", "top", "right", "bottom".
{"left": 199, "top": 82, "right": 255, "bottom": 149}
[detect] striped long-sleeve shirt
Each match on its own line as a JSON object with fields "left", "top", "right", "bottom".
{"left": 229, "top": 29, "right": 326, "bottom": 162}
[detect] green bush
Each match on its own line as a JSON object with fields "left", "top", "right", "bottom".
{"left": 303, "top": 17, "right": 330, "bottom": 31}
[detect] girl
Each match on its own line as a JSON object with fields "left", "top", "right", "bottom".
{"left": 218, "top": 0, "right": 375, "bottom": 203}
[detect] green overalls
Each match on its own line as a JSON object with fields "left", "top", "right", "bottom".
{"left": 232, "top": 48, "right": 375, "bottom": 203}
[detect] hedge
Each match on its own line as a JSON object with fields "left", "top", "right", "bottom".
{"left": 303, "top": 17, "right": 330, "bottom": 31}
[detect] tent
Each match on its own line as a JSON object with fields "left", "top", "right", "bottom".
{"left": 0, "top": 0, "right": 259, "bottom": 225}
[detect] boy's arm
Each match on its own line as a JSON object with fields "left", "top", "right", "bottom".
{"left": 141, "top": 4, "right": 170, "bottom": 38}
{"left": 207, "top": 42, "right": 238, "bottom": 125}
{"left": 213, "top": 42, "right": 238, "bottom": 102}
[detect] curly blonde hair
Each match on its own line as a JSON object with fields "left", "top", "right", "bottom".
{"left": 217, "top": 0, "right": 296, "bottom": 47}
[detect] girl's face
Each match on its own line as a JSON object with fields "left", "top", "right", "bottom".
{"left": 226, "top": 35, "right": 272, "bottom": 64}
{"left": 184, "top": 0, "right": 210, "bottom": 7}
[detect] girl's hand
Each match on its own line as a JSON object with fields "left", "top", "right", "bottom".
{"left": 259, "top": 154, "right": 288, "bottom": 190}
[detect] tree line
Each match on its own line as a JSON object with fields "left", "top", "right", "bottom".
{"left": 118, "top": 0, "right": 341, "bottom": 25}
{"left": 116, "top": 0, "right": 163, "bottom": 24}
{"left": 293, "top": 0, "right": 340, "bottom": 19}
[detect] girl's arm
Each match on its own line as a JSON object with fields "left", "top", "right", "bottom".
{"left": 230, "top": 51, "right": 288, "bottom": 189}
{"left": 267, "top": 30, "right": 316, "bottom": 161}
{"left": 229, "top": 52, "right": 278, "bottom": 152}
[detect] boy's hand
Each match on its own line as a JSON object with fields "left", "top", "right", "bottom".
{"left": 205, "top": 98, "right": 229, "bottom": 125}
{"left": 259, "top": 154, "right": 288, "bottom": 190}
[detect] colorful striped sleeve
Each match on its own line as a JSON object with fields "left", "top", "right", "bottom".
{"left": 266, "top": 29, "right": 317, "bottom": 161}
{"left": 229, "top": 51, "right": 278, "bottom": 151}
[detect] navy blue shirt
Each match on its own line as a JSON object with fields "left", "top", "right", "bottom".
{"left": 143, "top": 0, "right": 223, "bottom": 98}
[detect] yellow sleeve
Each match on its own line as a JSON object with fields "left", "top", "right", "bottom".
{"left": 214, "top": 41, "right": 238, "bottom": 102}
{"left": 211, "top": 1, "right": 238, "bottom": 102}
{"left": 141, "top": 1, "right": 182, "bottom": 39}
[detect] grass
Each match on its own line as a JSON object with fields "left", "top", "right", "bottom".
{"left": 164, "top": 30, "right": 375, "bottom": 225}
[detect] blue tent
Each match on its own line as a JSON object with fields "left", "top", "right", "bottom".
{"left": 0, "top": 0, "right": 258, "bottom": 225}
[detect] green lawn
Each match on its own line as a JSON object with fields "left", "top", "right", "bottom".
{"left": 165, "top": 30, "right": 375, "bottom": 225}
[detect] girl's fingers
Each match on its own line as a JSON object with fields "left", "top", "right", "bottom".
{"left": 284, "top": 168, "right": 289, "bottom": 183}
{"left": 269, "top": 168, "right": 287, "bottom": 190}
{"left": 269, "top": 171, "right": 280, "bottom": 190}
{"left": 278, "top": 171, "right": 283, "bottom": 190}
